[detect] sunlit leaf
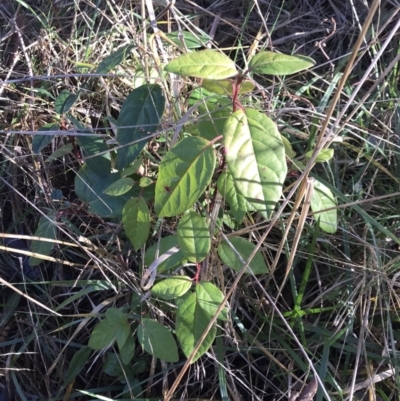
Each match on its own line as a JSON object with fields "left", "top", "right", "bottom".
{"left": 176, "top": 292, "right": 216, "bottom": 362}
{"left": 202, "top": 79, "right": 254, "bottom": 95}
{"left": 165, "top": 50, "right": 237, "bottom": 80}
{"left": 122, "top": 197, "right": 150, "bottom": 250}
{"left": 223, "top": 108, "right": 287, "bottom": 218}
{"left": 177, "top": 210, "right": 210, "bottom": 262}
{"left": 155, "top": 136, "right": 216, "bottom": 217}
{"left": 165, "top": 31, "right": 210, "bottom": 49}
{"left": 310, "top": 180, "right": 337, "bottom": 234}
{"left": 151, "top": 276, "right": 192, "bottom": 300}
{"left": 249, "top": 51, "right": 315, "bottom": 75}
{"left": 305, "top": 148, "right": 334, "bottom": 163}
{"left": 103, "top": 177, "right": 135, "bottom": 196}
{"left": 196, "top": 282, "right": 228, "bottom": 321}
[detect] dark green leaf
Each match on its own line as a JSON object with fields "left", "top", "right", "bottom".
{"left": 29, "top": 212, "right": 57, "bottom": 266}
{"left": 63, "top": 346, "right": 92, "bottom": 387}
{"left": 138, "top": 319, "right": 179, "bottom": 362}
{"left": 32, "top": 123, "right": 59, "bottom": 154}
{"left": 96, "top": 44, "right": 135, "bottom": 74}
{"left": 88, "top": 318, "right": 116, "bottom": 350}
{"left": 116, "top": 84, "right": 165, "bottom": 170}
{"left": 120, "top": 334, "right": 136, "bottom": 365}
{"left": 55, "top": 89, "right": 79, "bottom": 115}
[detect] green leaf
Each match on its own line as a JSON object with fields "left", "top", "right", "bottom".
{"left": 45, "top": 143, "right": 73, "bottom": 162}
{"left": 151, "top": 276, "right": 192, "bottom": 300}
{"left": 76, "top": 135, "right": 111, "bottom": 179}
{"left": 29, "top": 213, "right": 57, "bottom": 266}
{"left": 217, "top": 236, "right": 268, "bottom": 275}
{"left": 103, "top": 177, "right": 135, "bottom": 196}
{"left": 249, "top": 51, "right": 315, "bottom": 75}
{"left": 32, "top": 123, "right": 59, "bottom": 154}
{"left": 165, "top": 31, "right": 210, "bottom": 49}
{"left": 75, "top": 165, "right": 135, "bottom": 218}
{"left": 310, "top": 180, "right": 337, "bottom": 233}
{"left": 305, "top": 148, "right": 334, "bottom": 163}
{"left": 55, "top": 89, "right": 79, "bottom": 115}
{"left": 177, "top": 210, "right": 210, "bottom": 262}
{"left": 122, "top": 197, "right": 150, "bottom": 251}
{"left": 165, "top": 49, "right": 237, "bottom": 80}
{"left": 121, "top": 156, "right": 143, "bottom": 177}
{"left": 281, "top": 136, "right": 296, "bottom": 159}
{"left": 196, "top": 282, "right": 228, "bottom": 321}
{"left": 223, "top": 108, "right": 287, "bottom": 218}
{"left": 217, "top": 170, "right": 254, "bottom": 223}
{"left": 102, "top": 353, "right": 124, "bottom": 377}
{"left": 144, "top": 235, "right": 186, "bottom": 273}
{"left": 120, "top": 334, "right": 136, "bottom": 365}
{"left": 196, "top": 107, "right": 231, "bottom": 141}
{"left": 139, "top": 177, "right": 153, "bottom": 187}
{"left": 176, "top": 291, "right": 216, "bottom": 362}
{"left": 202, "top": 79, "right": 254, "bottom": 95}
{"left": 116, "top": 84, "right": 165, "bottom": 170}
{"left": 63, "top": 346, "right": 92, "bottom": 387}
{"left": 116, "top": 324, "right": 131, "bottom": 351}
{"left": 138, "top": 319, "right": 179, "bottom": 362}
{"left": 96, "top": 44, "right": 135, "bottom": 74}
{"left": 106, "top": 308, "right": 128, "bottom": 326}
{"left": 88, "top": 318, "right": 116, "bottom": 350}
{"left": 155, "top": 136, "right": 216, "bottom": 217}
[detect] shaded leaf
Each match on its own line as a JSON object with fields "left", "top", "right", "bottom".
{"left": 310, "top": 180, "right": 337, "bottom": 233}
{"left": 32, "top": 123, "right": 59, "bottom": 154}
{"left": 177, "top": 210, "right": 210, "bottom": 262}
{"left": 202, "top": 79, "right": 254, "bottom": 95}
{"left": 155, "top": 137, "right": 215, "bottom": 217}
{"left": 176, "top": 291, "right": 217, "bottom": 362}
{"left": 45, "top": 143, "right": 73, "bottom": 162}
{"left": 151, "top": 276, "right": 192, "bottom": 300}
{"left": 196, "top": 106, "right": 232, "bottom": 141}
{"left": 144, "top": 235, "right": 186, "bottom": 273}
{"left": 103, "top": 177, "right": 134, "bottom": 196}
{"left": 249, "top": 51, "right": 315, "bottom": 75}
{"left": 165, "top": 31, "right": 209, "bottom": 49}
{"left": 122, "top": 197, "right": 150, "bottom": 250}
{"left": 138, "top": 319, "right": 179, "bottom": 362}
{"left": 55, "top": 89, "right": 79, "bottom": 115}
{"left": 63, "top": 346, "right": 92, "bottom": 387}
{"left": 165, "top": 49, "right": 237, "bottom": 80}
{"left": 217, "top": 236, "right": 268, "bottom": 275}
{"left": 116, "top": 84, "right": 165, "bottom": 170}
{"left": 96, "top": 44, "right": 135, "bottom": 74}
{"left": 120, "top": 334, "right": 136, "bottom": 365}
{"left": 106, "top": 308, "right": 128, "bottom": 326}
{"left": 116, "top": 324, "right": 131, "bottom": 350}
{"left": 88, "top": 318, "right": 116, "bottom": 350}
{"left": 223, "top": 108, "right": 287, "bottom": 218}
{"left": 29, "top": 213, "right": 57, "bottom": 266}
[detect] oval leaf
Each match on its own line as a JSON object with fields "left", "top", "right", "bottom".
{"left": 217, "top": 170, "right": 254, "bottom": 223}
{"left": 116, "top": 324, "right": 131, "bottom": 350}
{"left": 196, "top": 282, "right": 228, "bottom": 321}
{"left": 29, "top": 213, "right": 57, "bottom": 266}
{"left": 144, "top": 236, "right": 186, "bottom": 273}
{"left": 249, "top": 51, "right": 315, "bottom": 75}
{"left": 88, "top": 318, "right": 116, "bottom": 350}
{"left": 106, "top": 307, "right": 128, "bottom": 326}
{"left": 120, "top": 334, "right": 136, "bottom": 365}
{"left": 176, "top": 291, "right": 217, "bottom": 362}
{"left": 177, "top": 210, "right": 210, "bottom": 262}
{"left": 155, "top": 136, "right": 216, "bottom": 217}
{"left": 305, "top": 148, "right": 334, "bottom": 163}
{"left": 223, "top": 108, "right": 287, "bottom": 218}
{"left": 165, "top": 49, "right": 237, "bottom": 80}
{"left": 116, "top": 84, "right": 165, "bottom": 170}
{"left": 202, "top": 79, "right": 254, "bottom": 95}
{"left": 151, "top": 276, "right": 192, "bottom": 300}
{"left": 217, "top": 236, "right": 268, "bottom": 275}
{"left": 310, "top": 180, "right": 337, "bottom": 234}
{"left": 32, "top": 123, "right": 59, "bottom": 154}
{"left": 165, "top": 31, "right": 209, "bottom": 49}
{"left": 63, "top": 346, "right": 92, "bottom": 387}
{"left": 96, "top": 44, "right": 135, "bottom": 74}
{"left": 138, "top": 319, "right": 179, "bottom": 362}
{"left": 104, "top": 177, "right": 135, "bottom": 196}
{"left": 123, "top": 197, "right": 150, "bottom": 251}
